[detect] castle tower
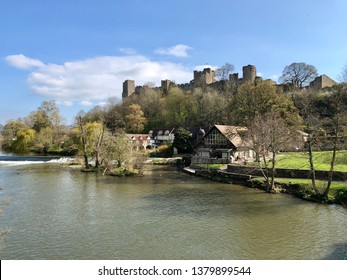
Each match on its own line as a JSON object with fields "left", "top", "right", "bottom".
{"left": 194, "top": 68, "right": 215, "bottom": 87}
{"left": 122, "top": 80, "right": 135, "bottom": 98}
{"left": 161, "top": 79, "right": 171, "bottom": 95}
{"left": 229, "top": 73, "right": 239, "bottom": 83}
{"left": 242, "top": 65, "right": 256, "bottom": 84}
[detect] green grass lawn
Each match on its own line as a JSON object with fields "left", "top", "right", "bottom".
{"left": 275, "top": 150, "right": 347, "bottom": 172}
{"left": 274, "top": 177, "right": 347, "bottom": 194}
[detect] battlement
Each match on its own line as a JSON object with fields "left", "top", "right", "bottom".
{"left": 193, "top": 68, "right": 216, "bottom": 86}
{"left": 122, "top": 80, "right": 135, "bottom": 98}
{"left": 122, "top": 65, "right": 258, "bottom": 99}
{"left": 242, "top": 65, "right": 257, "bottom": 84}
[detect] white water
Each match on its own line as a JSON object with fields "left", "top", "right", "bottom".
{"left": 0, "top": 157, "right": 74, "bottom": 166}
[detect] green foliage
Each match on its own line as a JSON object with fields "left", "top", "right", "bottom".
{"left": 1, "top": 119, "right": 30, "bottom": 151}
{"left": 161, "top": 88, "right": 190, "bottom": 127}
{"left": 173, "top": 127, "right": 193, "bottom": 154}
{"left": 334, "top": 188, "right": 347, "bottom": 205}
{"left": 149, "top": 144, "right": 173, "bottom": 158}
{"left": 275, "top": 151, "right": 347, "bottom": 171}
{"left": 125, "top": 104, "right": 147, "bottom": 133}
{"left": 231, "top": 80, "right": 301, "bottom": 127}
{"left": 112, "top": 166, "right": 138, "bottom": 176}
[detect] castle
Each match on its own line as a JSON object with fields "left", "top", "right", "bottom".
{"left": 122, "top": 64, "right": 336, "bottom": 99}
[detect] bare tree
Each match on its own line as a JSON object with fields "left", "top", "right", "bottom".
{"left": 279, "top": 62, "right": 318, "bottom": 88}
{"left": 293, "top": 87, "right": 347, "bottom": 198}
{"left": 246, "top": 110, "right": 296, "bottom": 191}
{"left": 338, "top": 62, "right": 347, "bottom": 82}
{"left": 322, "top": 85, "right": 347, "bottom": 197}
{"left": 292, "top": 92, "right": 322, "bottom": 194}
{"left": 216, "top": 63, "right": 234, "bottom": 81}
{"left": 76, "top": 115, "right": 90, "bottom": 170}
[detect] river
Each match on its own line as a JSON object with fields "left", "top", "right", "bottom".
{"left": 0, "top": 155, "right": 346, "bottom": 260}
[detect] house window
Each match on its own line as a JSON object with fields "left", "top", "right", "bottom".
{"left": 204, "top": 129, "right": 228, "bottom": 146}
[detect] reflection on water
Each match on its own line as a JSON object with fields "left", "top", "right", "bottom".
{"left": 0, "top": 162, "right": 346, "bottom": 260}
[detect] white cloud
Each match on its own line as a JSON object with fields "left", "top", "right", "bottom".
{"left": 5, "top": 54, "right": 44, "bottom": 69}
{"left": 6, "top": 54, "right": 193, "bottom": 105}
{"left": 118, "top": 48, "right": 137, "bottom": 55}
{"left": 97, "top": 101, "right": 108, "bottom": 107}
{"left": 269, "top": 74, "right": 279, "bottom": 82}
{"left": 194, "top": 64, "right": 219, "bottom": 71}
{"left": 80, "top": 100, "right": 93, "bottom": 106}
{"left": 155, "top": 44, "right": 192, "bottom": 57}
{"left": 56, "top": 100, "right": 73, "bottom": 107}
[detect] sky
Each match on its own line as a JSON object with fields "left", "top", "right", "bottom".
{"left": 1, "top": 0, "right": 347, "bottom": 125}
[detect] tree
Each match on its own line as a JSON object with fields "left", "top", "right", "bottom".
{"left": 103, "top": 99, "right": 125, "bottom": 134}
{"left": 173, "top": 127, "right": 193, "bottom": 154}
{"left": 74, "top": 115, "right": 90, "bottom": 169}
{"left": 216, "top": 63, "right": 234, "bottom": 81}
{"left": 279, "top": 62, "right": 318, "bottom": 88}
{"left": 27, "top": 101, "right": 62, "bottom": 132}
{"left": 71, "top": 116, "right": 104, "bottom": 170}
{"left": 34, "top": 127, "right": 54, "bottom": 154}
{"left": 1, "top": 119, "right": 35, "bottom": 153}
{"left": 338, "top": 63, "right": 347, "bottom": 82}
{"left": 161, "top": 87, "right": 190, "bottom": 127}
{"left": 231, "top": 80, "right": 281, "bottom": 126}
{"left": 11, "top": 128, "right": 36, "bottom": 153}
{"left": 322, "top": 85, "right": 347, "bottom": 197}
{"left": 292, "top": 91, "right": 322, "bottom": 194}
{"left": 25, "top": 100, "right": 67, "bottom": 153}
{"left": 101, "top": 130, "right": 132, "bottom": 170}
{"left": 136, "top": 87, "right": 162, "bottom": 130}
{"left": 125, "top": 104, "right": 147, "bottom": 133}
{"left": 191, "top": 89, "right": 230, "bottom": 126}
{"left": 292, "top": 87, "right": 347, "bottom": 198}
{"left": 27, "top": 110, "right": 52, "bottom": 132}
{"left": 246, "top": 110, "right": 296, "bottom": 191}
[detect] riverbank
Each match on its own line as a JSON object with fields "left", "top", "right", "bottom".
{"left": 184, "top": 165, "right": 347, "bottom": 207}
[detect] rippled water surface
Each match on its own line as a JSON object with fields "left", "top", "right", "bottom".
{"left": 0, "top": 159, "right": 346, "bottom": 259}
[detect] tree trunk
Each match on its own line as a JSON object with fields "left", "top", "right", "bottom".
{"left": 78, "top": 116, "right": 89, "bottom": 170}
{"left": 270, "top": 151, "right": 276, "bottom": 191}
{"left": 307, "top": 133, "right": 319, "bottom": 194}
{"left": 323, "top": 131, "right": 338, "bottom": 198}
{"left": 261, "top": 152, "right": 271, "bottom": 191}
{"left": 94, "top": 126, "right": 105, "bottom": 168}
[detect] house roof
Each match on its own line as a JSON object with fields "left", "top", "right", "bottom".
{"left": 148, "top": 128, "right": 175, "bottom": 137}
{"left": 213, "top": 125, "right": 248, "bottom": 147}
{"left": 127, "top": 134, "right": 151, "bottom": 141}
{"left": 189, "top": 126, "right": 211, "bottom": 142}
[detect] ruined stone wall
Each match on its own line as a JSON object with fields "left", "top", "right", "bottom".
{"left": 242, "top": 65, "right": 256, "bottom": 83}
{"left": 122, "top": 80, "right": 135, "bottom": 98}
{"left": 161, "top": 79, "right": 171, "bottom": 95}
{"left": 194, "top": 68, "right": 215, "bottom": 87}
{"left": 310, "top": 75, "right": 337, "bottom": 89}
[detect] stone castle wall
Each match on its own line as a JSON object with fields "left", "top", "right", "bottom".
{"left": 122, "top": 65, "right": 258, "bottom": 98}
{"left": 309, "top": 74, "right": 337, "bottom": 90}
{"left": 122, "top": 64, "right": 336, "bottom": 98}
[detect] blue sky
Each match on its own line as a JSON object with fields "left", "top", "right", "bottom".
{"left": 1, "top": 0, "right": 347, "bottom": 125}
